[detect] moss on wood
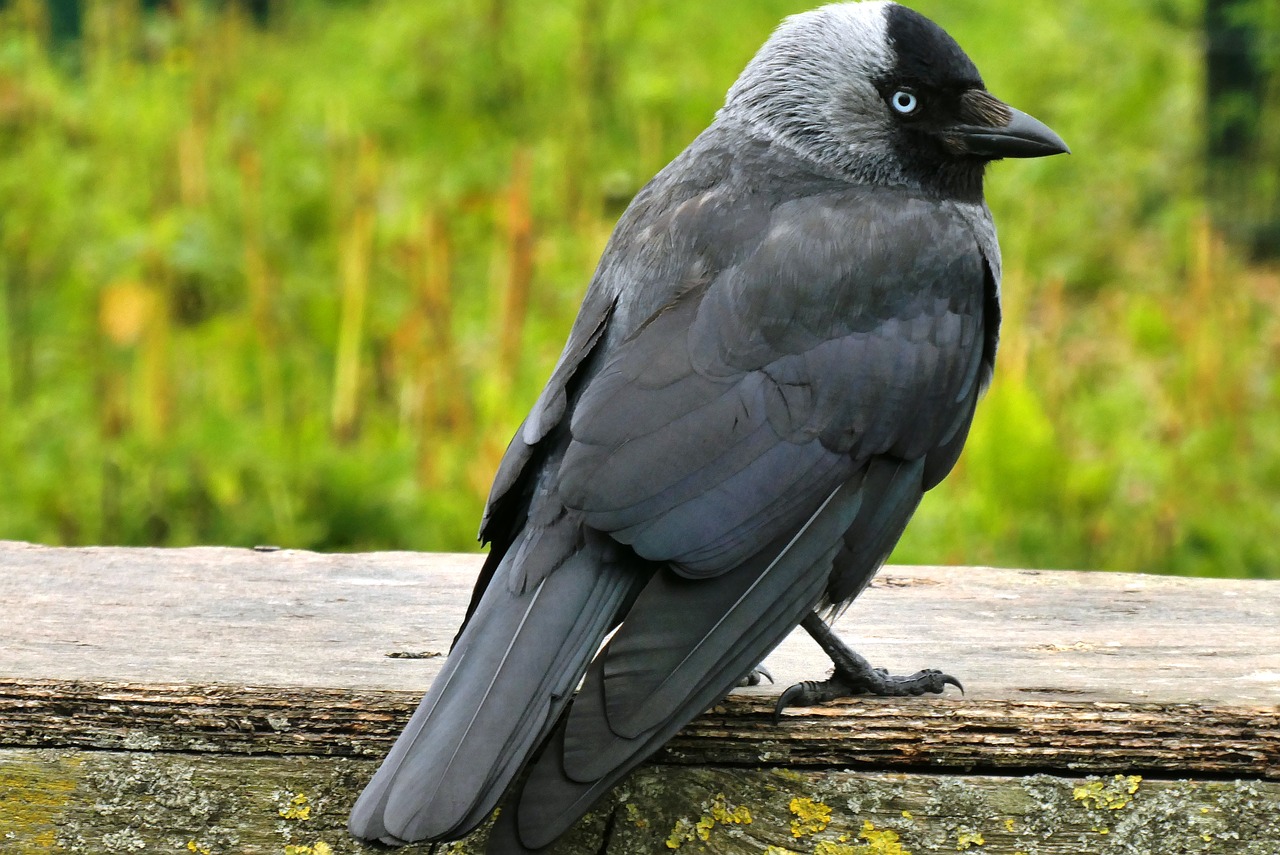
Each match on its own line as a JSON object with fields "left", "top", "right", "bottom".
{"left": 3, "top": 751, "right": 1278, "bottom": 854}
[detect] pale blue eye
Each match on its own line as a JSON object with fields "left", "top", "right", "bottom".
{"left": 891, "top": 90, "right": 919, "bottom": 114}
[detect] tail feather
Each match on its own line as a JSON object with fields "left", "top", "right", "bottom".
{"left": 348, "top": 524, "right": 643, "bottom": 844}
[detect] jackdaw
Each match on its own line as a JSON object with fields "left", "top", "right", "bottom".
{"left": 350, "top": 1, "right": 1067, "bottom": 851}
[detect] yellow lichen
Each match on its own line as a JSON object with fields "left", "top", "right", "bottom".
{"left": 955, "top": 830, "right": 985, "bottom": 850}
{"left": 668, "top": 795, "right": 751, "bottom": 848}
{"left": 813, "top": 842, "right": 859, "bottom": 855}
{"left": 1003, "top": 819, "right": 1015, "bottom": 832}
{"left": 709, "top": 793, "right": 753, "bottom": 827}
{"left": 0, "top": 761, "right": 78, "bottom": 847}
{"left": 1072, "top": 775, "right": 1142, "bottom": 810}
{"left": 283, "top": 844, "right": 332, "bottom": 855}
{"left": 278, "top": 792, "right": 312, "bottom": 820}
{"left": 187, "top": 842, "right": 212, "bottom": 855}
{"left": 859, "top": 820, "right": 912, "bottom": 855}
{"left": 665, "top": 817, "right": 694, "bottom": 849}
{"left": 901, "top": 810, "right": 913, "bottom": 820}
{"left": 789, "top": 797, "right": 832, "bottom": 837}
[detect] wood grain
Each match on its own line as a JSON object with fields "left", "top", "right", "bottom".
{"left": 3, "top": 541, "right": 1278, "bottom": 706}
{"left": 1, "top": 679, "right": 1276, "bottom": 780}
{"left": 1, "top": 542, "right": 1278, "bottom": 853}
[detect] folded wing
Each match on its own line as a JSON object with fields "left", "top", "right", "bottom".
{"left": 487, "top": 189, "right": 996, "bottom": 850}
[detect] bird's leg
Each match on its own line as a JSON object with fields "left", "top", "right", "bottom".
{"left": 774, "top": 612, "right": 961, "bottom": 719}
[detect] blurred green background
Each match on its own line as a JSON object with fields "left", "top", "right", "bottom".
{"left": 0, "top": 0, "right": 1277, "bottom": 577}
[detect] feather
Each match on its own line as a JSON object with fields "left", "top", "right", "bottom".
{"left": 508, "top": 476, "right": 871, "bottom": 848}
{"left": 348, "top": 525, "right": 646, "bottom": 843}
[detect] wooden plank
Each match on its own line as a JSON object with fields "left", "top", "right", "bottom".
{"left": 3, "top": 541, "right": 1279, "bottom": 706}
{"left": 2, "top": 749, "right": 1278, "bottom": 854}
{"left": 1, "top": 679, "right": 1276, "bottom": 780}
{"left": 1, "top": 543, "right": 1278, "bottom": 777}
{"left": 1, "top": 543, "right": 1278, "bottom": 852}
{"left": 0, "top": 543, "right": 478, "bottom": 693}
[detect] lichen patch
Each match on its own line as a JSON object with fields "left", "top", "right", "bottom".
{"left": 857, "top": 820, "right": 912, "bottom": 855}
{"left": 277, "top": 792, "right": 312, "bottom": 821}
{"left": 789, "top": 796, "right": 832, "bottom": 838}
{"left": 1073, "top": 775, "right": 1142, "bottom": 811}
{"left": 665, "top": 792, "right": 752, "bottom": 849}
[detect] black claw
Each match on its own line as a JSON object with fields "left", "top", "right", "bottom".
{"left": 755, "top": 665, "right": 774, "bottom": 684}
{"left": 773, "top": 677, "right": 862, "bottom": 721}
{"left": 772, "top": 685, "right": 803, "bottom": 723}
{"left": 774, "top": 612, "right": 965, "bottom": 713}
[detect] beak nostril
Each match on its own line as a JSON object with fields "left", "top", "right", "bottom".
{"left": 960, "top": 89, "right": 1014, "bottom": 128}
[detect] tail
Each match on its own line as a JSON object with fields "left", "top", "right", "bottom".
{"left": 349, "top": 524, "right": 644, "bottom": 844}
{"left": 483, "top": 473, "right": 882, "bottom": 852}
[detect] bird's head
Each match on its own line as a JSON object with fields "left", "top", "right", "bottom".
{"left": 720, "top": 0, "right": 1069, "bottom": 199}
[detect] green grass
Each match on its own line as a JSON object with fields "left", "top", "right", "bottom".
{"left": 0, "top": 0, "right": 1276, "bottom": 577}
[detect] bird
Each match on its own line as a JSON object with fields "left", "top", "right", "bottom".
{"left": 349, "top": 1, "right": 1068, "bottom": 851}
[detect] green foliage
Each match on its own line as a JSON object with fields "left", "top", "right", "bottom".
{"left": 0, "top": 0, "right": 1276, "bottom": 577}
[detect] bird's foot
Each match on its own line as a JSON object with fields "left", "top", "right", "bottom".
{"left": 774, "top": 668, "right": 961, "bottom": 717}
{"left": 773, "top": 612, "right": 961, "bottom": 720}
{"left": 738, "top": 664, "right": 774, "bottom": 687}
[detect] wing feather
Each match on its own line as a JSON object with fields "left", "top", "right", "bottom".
{"left": 348, "top": 524, "right": 644, "bottom": 844}
{"left": 559, "top": 191, "right": 988, "bottom": 576}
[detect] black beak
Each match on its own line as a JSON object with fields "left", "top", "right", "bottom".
{"left": 952, "top": 105, "right": 1070, "bottom": 160}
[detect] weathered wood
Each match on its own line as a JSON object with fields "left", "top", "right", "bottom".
{"left": 1, "top": 542, "right": 1278, "bottom": 853}
{"left": 3, "top": 750, "right": 1278, "bottom": 854}
{"left": 4, "top": 541, "right": 1278, "bottom": 705}
{"left": 1, "top": 679, "right": 1276, "bottom": 780}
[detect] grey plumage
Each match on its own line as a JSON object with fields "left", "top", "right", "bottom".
{"left": 349, "top": 1, "right": 1066, "bottom": 851}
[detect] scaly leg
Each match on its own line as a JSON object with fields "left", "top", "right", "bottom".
{"left": 775, "top": 612, "right": 961, "bottom": 720}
